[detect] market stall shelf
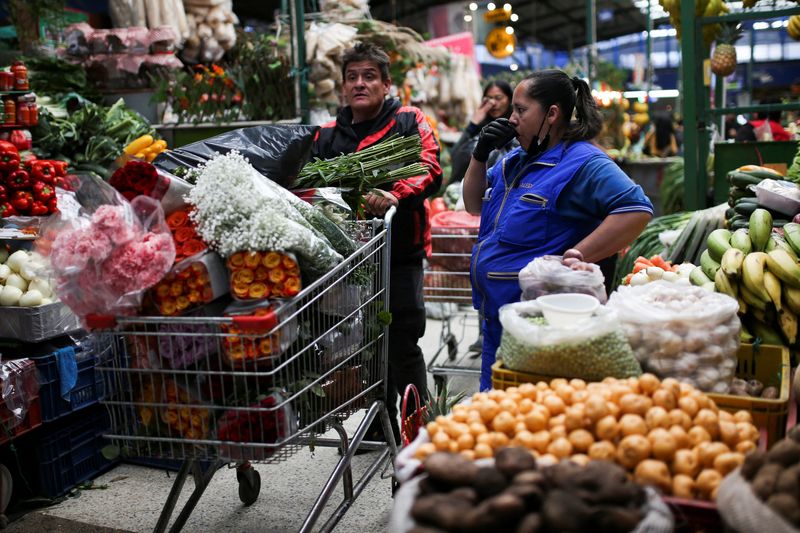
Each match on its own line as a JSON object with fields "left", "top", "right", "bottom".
{"left": 91, "top": 211, "right": 397, "bottom": 533}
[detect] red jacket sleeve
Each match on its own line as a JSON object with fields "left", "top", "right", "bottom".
{"left": 390, "top": 107, "right": 443, "bottom": 202}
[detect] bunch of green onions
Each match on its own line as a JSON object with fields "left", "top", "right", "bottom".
{"left": 295, "top": 134, "right": 427, "bottom": 190}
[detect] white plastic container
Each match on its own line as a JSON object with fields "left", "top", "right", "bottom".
{"left": 754, "top": 179, "right": 800, "bottom": 217}
{"left": 535, "top": 293, "right": 600, "bottom": 327}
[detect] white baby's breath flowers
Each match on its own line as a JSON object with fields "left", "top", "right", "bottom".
{"left": 187, "top": 151, "right": 342, "bottom": 273}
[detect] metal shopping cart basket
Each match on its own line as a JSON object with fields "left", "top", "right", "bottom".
{"left": 89, "top": 209, "right": 398, "bottom": 533}
{"left": 423, "top": 219, "right": 481, "bottom": 394}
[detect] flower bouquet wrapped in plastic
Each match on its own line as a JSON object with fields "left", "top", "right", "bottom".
{"left": 37, "top": 174, "right": 175, "bottom": 321}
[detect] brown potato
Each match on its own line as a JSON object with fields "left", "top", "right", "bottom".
{"left": 588, "top": 440, "right": 617, "bottom": 461}
{"left": 694, "top": 409, "right": 720, "bottom": 440}
{"left": 568, "top": 429, "right": 594, "bottom": 453}
{"left": 697, "top": 442, "right": 730, "bottom": 469}
{"left": 620, "top": 414, "right": 648, "bottom": 437}
{"left": 584, "top": 394, "right": 609, "bottom": 422}
{"left": 672, "top": 474, "right": 696, "bottom": 499}
{"left": 638, "top": 373, "right": 661, "bottom": 395}
{"left": 687, "top": 426, "right": 712, "bottom": 447}
{"left": 652, "top": 388, "right": 677, "bottom": 411}
{"left": 718, "top": 420, "right": 739, "bottom": 448}
{"left": 668, "top": 409, "right": 693, "bottom": 431}
{"left": 596, "top": 415, "right": 620, "bottom": 441}
{"left": 634, "top": 459, "right": 672, "bottom": 494}
{"left": 669, "top": 425, "right": 691, "bottom": 450}
{"left": 619, "top": 393, "right": 653, "bottom": 416}
{"left": 648, "top": 428, "right": 678, "bottom": 462}
{"left": 695, "top": 469, "right": 723, "bottom": 499}
{"left": 617, "top": 435, "right": 652, "bottom": 469}
{"left": 713, "top": 452, "right": 745, "bottom": 476}
{"left": 673, "top": 449, "right": 701, "bottom": 478}
{"left": 678, "top": 396, "right": 700, "bottom": 418}
{"left": 645, "top": 406, "right": 671, "bottom": 430}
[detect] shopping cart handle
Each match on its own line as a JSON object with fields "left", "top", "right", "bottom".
{"left": 232, "top": 312, "right": 278, "bottom": 332}
{"left": 85, "top": 314, "right": 117, "bottom": 329}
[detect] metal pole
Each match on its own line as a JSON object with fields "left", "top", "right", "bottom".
{"left": 291, "top": 0, "right": 310, "bottom": 123}
{"left": 646, "top": 0, "right": 653, "bottom": 102}
{"left": 585, "top": 0, "right": 596, "bottom": 80}
{"left": 715, "top": 75, "right": 725, "bottom": 139}
{"left": 680, "top": 0, "right": 701, "bottom": 210}
{"left": 747, "top": 24, "right": 755, "bottom": 98}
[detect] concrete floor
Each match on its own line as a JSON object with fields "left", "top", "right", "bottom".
{"left": 7, "top": 310, "right": 481, "bottom": 533}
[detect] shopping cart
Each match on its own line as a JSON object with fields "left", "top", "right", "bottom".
{"left": 423, "top": 226, "right": 482, "bottom": 394}
{"left": 90, "top": 209, "right": 398, "bottom": 533}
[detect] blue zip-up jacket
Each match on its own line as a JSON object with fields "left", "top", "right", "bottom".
{"left": 470, "top": 140, "right": 612, "bottom": 320}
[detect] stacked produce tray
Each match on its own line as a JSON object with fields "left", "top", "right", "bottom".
{"left": 35, "top": 405, "right": 116, "bottom": 497}
{"left": 34, "top": 338, "right": 113, "bottom": 421}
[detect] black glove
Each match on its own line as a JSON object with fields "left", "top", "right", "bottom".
{"left": 472, "top": 118, "right": 517, "bottom": 163}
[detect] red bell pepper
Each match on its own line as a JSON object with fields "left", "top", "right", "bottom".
{"left": 10, "top": 190, "right": 32, "bottom": 213}
{"left": 21, "top": 152, "right": 37, "bottom": 170}
{"left": 29, "top": 201, "right": 48, "bottom": 216}
{"left": 30, "top": 161, "right": 56, "bottom": 184}
{"left": 32, "top": 181, "right": 55, "bottom": 202}
{"left": 7, "top": 169, "right": 30, "bottom": 190}
{"left": 0, "top": 141, "right": 20, "bottom": 173}
{"left": 0, "top": 184, "right": 6, "bottom": 202}
{"left": 52, "top": 160, "right": 68, "bottom": 177}
{"left": 0, "top": 202, "right": 17, "bottom": 218}
{"left": 47, "top": 197, "right": 58, "bottom": 213}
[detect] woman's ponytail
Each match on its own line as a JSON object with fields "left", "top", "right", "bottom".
{"left": 564, "top": 77, "right": 603, "bottom": 142}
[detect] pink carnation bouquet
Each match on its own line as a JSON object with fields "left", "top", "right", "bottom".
{"left": 43, "top": 187, "right": 175, "bottom": 318}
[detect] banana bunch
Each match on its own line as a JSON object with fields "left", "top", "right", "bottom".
{"left": 693, "top": 208, "right": 800, "bottom": 346}
{"left": 725, "top": 165, "right": 788, "bottom": 231}
{"left": 658, "top": 0, "right": 728, "bottom": 45}
{"left": 789, "top": 16, "right": 800, "bottom": 42}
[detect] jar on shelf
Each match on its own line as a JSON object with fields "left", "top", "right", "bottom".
{"left": 16, "top": 96, "right": 30, "bottom": 127}
{"left": 0, "top": 72, "right": 11, "bottom": 92}
{"left": 27, "top": 94, "right": 38, "bottom": 126}
{"left": 10, "top": 62, "right": 29, "bottom": 91}
{"left": 3, "top": 98, "right": 15, "bottom": 125}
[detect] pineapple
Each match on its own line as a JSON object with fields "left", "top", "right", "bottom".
{"left": 711, "top": 23, "right": 743, "bottom": 77}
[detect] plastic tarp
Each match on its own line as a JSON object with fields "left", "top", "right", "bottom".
{"left": 153, "top": 124, "right": 320, "bottom": 188}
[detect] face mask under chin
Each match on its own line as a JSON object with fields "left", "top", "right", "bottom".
{"left": 524, "top": 134, "right": 550, "bottom": 158}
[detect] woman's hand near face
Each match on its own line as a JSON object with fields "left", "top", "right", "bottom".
{"left": 471, "top": 97, "right": 494, "bottom": 126}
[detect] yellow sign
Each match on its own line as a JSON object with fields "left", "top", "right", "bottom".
{"left": 486, "top": 27, "right": 516, "bottom": 59}
{"left": 483, "top": 9, "right": 511, "bottom": 23}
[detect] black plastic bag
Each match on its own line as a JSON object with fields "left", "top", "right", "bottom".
{"left": 153, "top": 124, "right": 320, "bottom": 188}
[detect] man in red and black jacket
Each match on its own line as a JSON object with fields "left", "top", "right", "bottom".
{"left": 312, "top": 42, "right": 442, "bottom": 444}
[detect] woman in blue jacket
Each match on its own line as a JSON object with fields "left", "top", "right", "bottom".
{"left": 462, "top": 70, "right": 654, "bottom": 390}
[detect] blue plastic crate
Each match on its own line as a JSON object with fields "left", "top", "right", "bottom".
{"left": 36, "top": 406, "right": 116, "bottom": 498}
{"left": 34, "top": 339, "right": 113, "bottom": 422}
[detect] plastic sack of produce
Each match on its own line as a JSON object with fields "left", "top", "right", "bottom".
{"left": 0, "top": 359, "right": 39, "bottom": 428}
{"left": 152, "top": 124, "right": 319, "bottom": 189}
{"left": 428, "top": 210, "right": 480, "bottom": 272}
{"left": 219, "top": 300, "right": 298, "bottom": 368}
{"left": 149, "top": 251, "right": 228, "bottom": 316}
{"left": 518, "top": 255, "right": 607, "bottom": 303}
{"left": 38, "top": 174, "right": 175, "bottom": 321}
{"left": 217, "top": 392, "right": 297, "bottom": 461}
{"left": 497, "top": 300, "right": 641, "bottom": 381}
{"left": 607, "top": 281, "right": 740, "bottom": 393}
{"left": 716, "top": 469, "right": 797, "bottom": 533}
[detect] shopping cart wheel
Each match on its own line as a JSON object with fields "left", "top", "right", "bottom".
{"left": 236, "top": 464, "right": 261, "bottom": 506}
{"left": 445, "top": 333, "right": 458, "bottom": 361}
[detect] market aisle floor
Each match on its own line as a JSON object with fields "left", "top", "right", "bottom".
{"left": 7, "top": 311, "right": 481, "bottom": 533}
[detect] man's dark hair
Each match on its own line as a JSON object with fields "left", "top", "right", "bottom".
{"left": 341, "top": 42, "right": 391, "bottom": 81}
